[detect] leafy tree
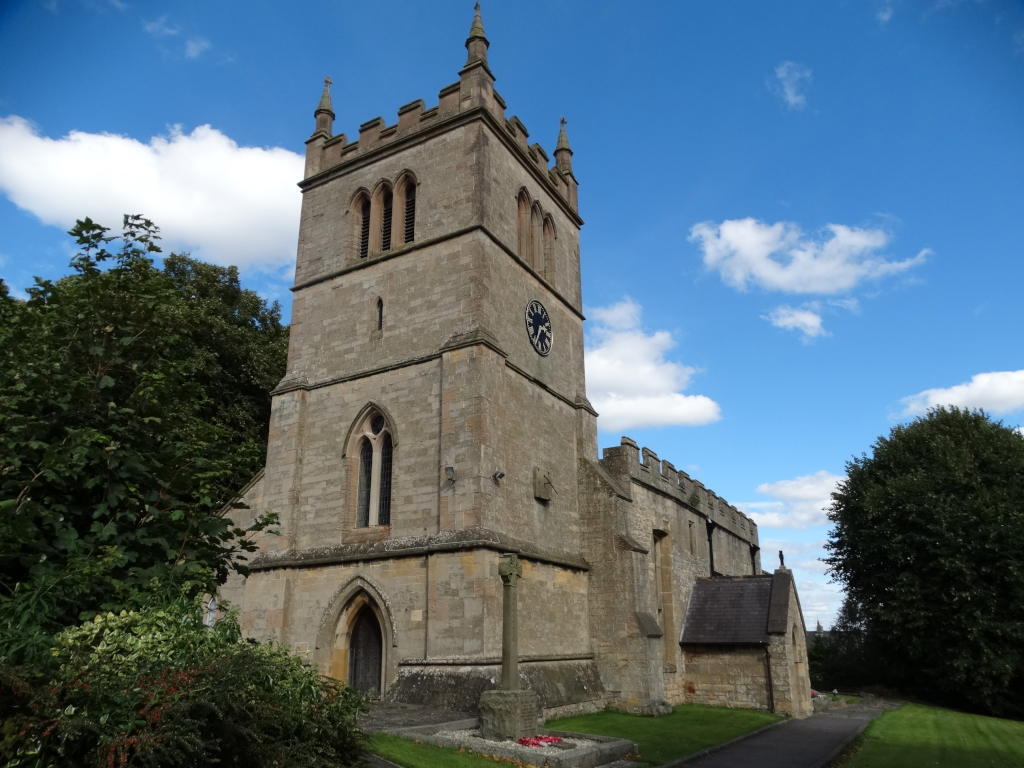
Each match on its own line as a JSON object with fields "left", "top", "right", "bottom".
{"left": 826, "top": 407, "right": 1024, "bottom": 716}
{"left": 0, "top": 217, "right": 284, "bottom": 659}
{"left": 1, "top": 588, "right": 368, "bottom": 768}
{"left": 159, "top": 254, "right": 288, "bottom": 494}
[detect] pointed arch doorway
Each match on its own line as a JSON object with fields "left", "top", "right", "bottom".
{"left": 348, "top": 605, "right": 383, "bottom": 695}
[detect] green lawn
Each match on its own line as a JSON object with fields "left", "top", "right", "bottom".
{"left": 845, "top": 703, "right": 1024, "bottom": 768}
{"left": 371, "top": 733, "right": 514, "bottom": 768}
{"left": 546, "top": 704, "right": 782, "bottom": 765}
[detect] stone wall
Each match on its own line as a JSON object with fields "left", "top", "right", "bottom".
{"left": 578, "top": 437, "right": 766, "bottom": 714}
{"left": 765, "top": 579, "right": 813, "bottom": 718}
{"left": 222, "top": 543, "right": 590, "bottom": 699}
{"left": 681, "top": 645, "right": 771, "bottom": 710}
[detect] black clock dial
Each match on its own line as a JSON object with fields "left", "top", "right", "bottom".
{"left": 525, "top": 300, "right": 553, "bottom": 356}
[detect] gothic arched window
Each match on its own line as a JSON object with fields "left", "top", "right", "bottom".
{"left": 359, "top": 198, "right": 371, "bottom": 259}
{"left": 381, "top": 189, "right": 394, "bottom": 251}
{"left": 531, "top": 204, "right": 543, "bottom": 272}
{"left": 351, "top": 408, "right": 394, "bottom": 528}
{"left": 403, "top": 181, "right": 416, "bottom": 244}
{"left": 376, "top": 298, "right": 384, "bottom": 331}
{"left": 204, "top": 597, "right": 217, "bottom": 628}
{"left": 542, "top": 216, "right": 555, "bottom": 279}
{"left": 356, "top": 438, "right": 373, "bottom": 527}
{"left": 516, "top": 191, "right": 531, "bottom": 262}
{"left": 378, "top": 433, "right": 393, "bottom": 525}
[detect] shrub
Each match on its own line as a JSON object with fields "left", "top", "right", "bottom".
{"left": 1, "top": 593, "right": 368, "bottom": 768}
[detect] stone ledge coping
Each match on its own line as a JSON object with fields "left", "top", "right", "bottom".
{"left": 399, "top": 653, "right": 595, "bottom": 666}
{"left": 270, "top": 346, "right": 592, "bottom": 416}
{"left": 379, "top": 719, "right": 636, "bottom": 768}
{"left": 289, "top": 223, "right": 585, "bottom": 322}
{"left": 249, "top": 526, "right": 590, "bottom": 572}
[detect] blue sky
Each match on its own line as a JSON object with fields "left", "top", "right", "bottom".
{"left": 2, "top": 0, "right": 1024, "bottom": 626}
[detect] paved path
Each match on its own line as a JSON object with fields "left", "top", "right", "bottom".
{"left": 363, "top": 698, "right": 900, "bottom": 768}
{"left": 666, "top": 699, "right": 899, "bottom": 768}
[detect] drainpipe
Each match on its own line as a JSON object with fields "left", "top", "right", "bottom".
{"left": 749, "top": 543, "right": 760, "bottom": 575}
{"left": 705, "top": 518, "right": 716, "bottom": 576}
{"left": 764, "top": 646, "right": 775, "bottom": 713}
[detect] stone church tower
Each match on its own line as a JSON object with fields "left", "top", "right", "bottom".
{"left": 222, "top": 6, "right": 814, "bottom": 719}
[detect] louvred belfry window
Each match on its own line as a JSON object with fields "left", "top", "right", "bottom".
{"left": 404, "top": 184, "right": 416, "bottom": 243}
{"left": 517, "top": 192, "right": 531, "bottom": 261}
{"left": 359, "top": 200, "right": 370, "bottom": 259}
{"left": 381, "top": 190, "right": 393, "bottom": 251}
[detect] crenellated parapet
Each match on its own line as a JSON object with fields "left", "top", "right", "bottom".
{"left": 302, "top": 5, "right": 578, "bottom": 215}
{"left": 600, "top": 436, "right": 759, "bottom": 547}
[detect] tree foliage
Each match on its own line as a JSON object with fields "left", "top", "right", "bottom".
{"left": 825, "top": 407, "right": 1024, "bottom": 716}
{"left": 0, "top": 217, "right": 286, "bottom": 659}
{"left": 1, "top": 590, "right": 368, "bottom": 768}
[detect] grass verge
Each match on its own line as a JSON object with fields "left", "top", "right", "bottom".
{"left": 843, "top": 703, "right": 1024, "bottom": 768}
{"left": 371, "top": 733, "right": 518, "bottom": 768}
{"left": 546, "top": 704, "right": 782, "bottom": 765}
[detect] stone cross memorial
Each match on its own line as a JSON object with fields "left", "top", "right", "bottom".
{"left": 478, "top": 553, "right": 540, "bottom": 740}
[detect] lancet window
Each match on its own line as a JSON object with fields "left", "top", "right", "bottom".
{"left": 517, "top": 191, "right": 531, "bottom": 262}
{"left": 353, "top": 173, "right": 417, "bottom": 260}
{"left": 403, "top": 183, "right": 416, "bottom": 243}
{"left": 381, "top": 189, "right": 393, "bottom": 251}
{"left": 352, "top": 409, "right": 394, "bottom": 528}
{"left": 358, "top": 197, "right": 371, "bottom": 259}
{"left": 515, "top": 189, "right": 555, "bottom": 279}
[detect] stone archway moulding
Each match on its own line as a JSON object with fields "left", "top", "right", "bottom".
{"left": 340, "top": 400, "right": 400, "bottom": 458}
{"left": 313, "top": 574, "right": 398, "bottom": 679}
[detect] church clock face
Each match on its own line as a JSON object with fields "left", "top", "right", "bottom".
{"left": 525, "top": 300, "right": 553, "bottom": 356}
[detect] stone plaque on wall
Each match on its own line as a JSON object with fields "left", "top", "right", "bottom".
{"left": 533, "top": 467, "right": 554, "bottom": 500}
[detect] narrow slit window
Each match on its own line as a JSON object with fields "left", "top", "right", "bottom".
{"left": 356, "top": 438, "right": 373, "bottom": 527}
{"left": 517, "top": 193, "right": 530, "bottom": 261}
{"left": 377, "top": 433, "right": 393, "bottom": 525}
{"left": 359, "top": 200, "right": 370, "bottom": 259}
{"left": 404, "top": 185, "right": 416, "bottom": 243}
{"left": 381, "top": 190, "right": 393, "bottom": 251}
{"left": 376, "top": 298, "right": 383, "bottom": 330}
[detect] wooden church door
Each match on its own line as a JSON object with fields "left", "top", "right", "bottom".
{"left": 349, "top": 607, "right": 383, "bottom": 695}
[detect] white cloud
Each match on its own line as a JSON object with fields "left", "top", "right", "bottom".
{"left": 739, "top": 470, "right": 844, "bottom": 529}
{"left": 877, "top": 5, "right": 894, "bottom": 23}
{"left": 185, "top": 37, "right": 211, "bottom": 59}
{"left": 794, "top": 577, "right": 844, "bottom": 628}
{"left": 584, "top": 297, "right": 721, "bottom": 432}
{"left": 144, "top": 15, "right": 178, "bottom": 36}
{"left": 770, "top": 61, "right": 812, "bottom": 110}
{"left": 0, "top": 116, "right": 303, "bottom": 271}
{"left": 764, "top": 304, "right": 829, "bottom": 341}
{"left": 829, "top": 297, "right": 859, "bottom": 312}
{"left": 757, "top": 537, "right": 842, "bottom": 626}
{"left": 901, "top": 369, "right": 1024, "bottom": 416}
{"left": 690, "top": 218, "right": 928, "bottom": 294}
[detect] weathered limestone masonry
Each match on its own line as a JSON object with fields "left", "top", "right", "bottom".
{"left": 220, "top": 5, "right": 812, "bottom": 721}
{"left": 578, "top": 436, "right": 770, "bottom": 714}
